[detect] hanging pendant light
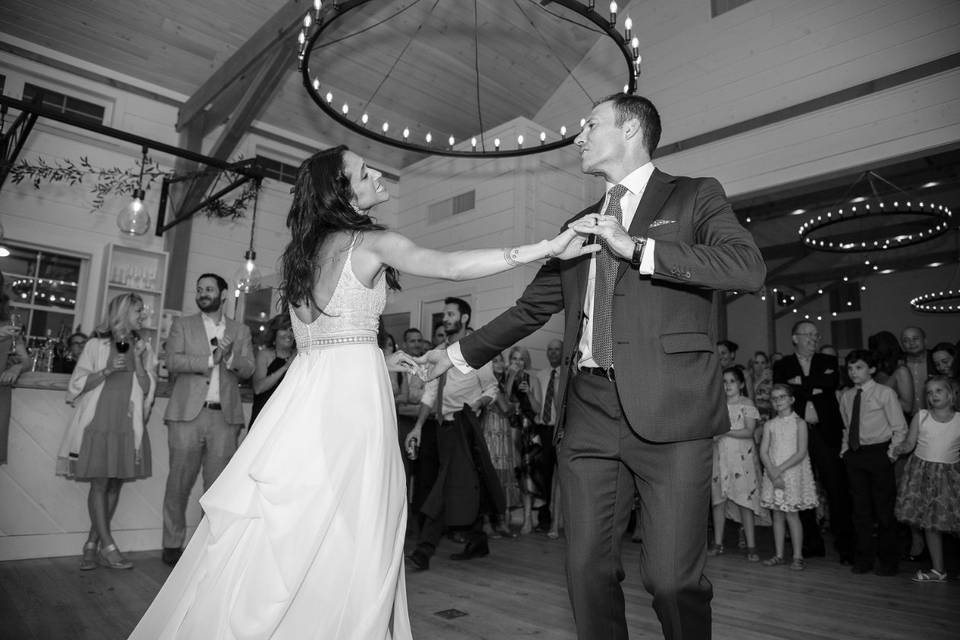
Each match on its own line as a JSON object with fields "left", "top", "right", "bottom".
{"left": 234, "top": 179, "right": 263, "bottom": 293}
{"left": 116, "top": 146, "right": 152, "bottom": 235}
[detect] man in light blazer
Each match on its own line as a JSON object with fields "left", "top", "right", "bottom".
{"left": 161, "top": 273, "right": 254, "bottom": 566}
{"left": 420, "top": 94, "right": 765, "bottom": 639}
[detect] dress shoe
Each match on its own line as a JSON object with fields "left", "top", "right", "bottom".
{"left": 406, "top": 550, "right": 430, "bottom": 571}
{"left": 99, "top": 543, "right": 133, "bottom": 570}
{"left": 450, "top": 538, "right": 490, "bottom": 561}
{"left": 161, "top": 547, "right": 183, "bottom": 567}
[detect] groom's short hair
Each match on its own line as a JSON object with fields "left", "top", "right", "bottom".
{"left": 444, "top": 297, "right": 471, "bottom": 323}
{"left": 598, "top": 93, "right": 661, "bottom": 156}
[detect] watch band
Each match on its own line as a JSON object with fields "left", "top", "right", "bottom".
{"left": 630, "top": 236, "right": 646, "bottom": 267}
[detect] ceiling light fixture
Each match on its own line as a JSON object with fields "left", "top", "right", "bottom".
{"left": 298, "top": 0, "right": 641, "bottom": 158}
{"left": 116, "top": 145, "right": 151, "bottom": 235}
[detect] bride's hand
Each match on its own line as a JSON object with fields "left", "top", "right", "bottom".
{"left": 385, "top": 350, "right": 419, "bottom": 374}
{"left": 546, "top": 227, "right": 600, "bottom": 261}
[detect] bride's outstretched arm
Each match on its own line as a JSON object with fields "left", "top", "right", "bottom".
{"left": 367, "top": 227, "right": 598, "bottom": 281}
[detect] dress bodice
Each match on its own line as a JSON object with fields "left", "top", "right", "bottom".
{"left": 290, "top": 240, "right": 385, "bottom": 351}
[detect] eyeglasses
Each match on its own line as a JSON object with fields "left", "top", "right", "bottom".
{"left": 69, "top": 340, "right": 86, "bottom": 347}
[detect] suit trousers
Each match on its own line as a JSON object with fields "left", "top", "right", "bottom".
{"left": 559, "top": 372, "right": 713, "bottom": 640}
{"left": 162, "top": 407, "right": 240, "bottom": 548}
{"left": 801, "top": 424, "right": 855, "bottom": 558}
{"left": 844, "top": 442, "right": 899, "bottom": 571}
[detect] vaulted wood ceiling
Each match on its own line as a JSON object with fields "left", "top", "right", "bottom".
{"left": 2, "top": 0, "right": 959, "bottom": 292}
{"left": 0, "top": 0, "right": 621, "bottom": 168}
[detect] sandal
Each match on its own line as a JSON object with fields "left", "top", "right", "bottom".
{"left": 80, "top": 541, "right": 98, "bottom": 571}
{"left": 762, "top": 555, "right": 784, "bottom": 567}
{"left": 912, "top": 569, "right": 947, "bottom": 582}
{"left": 706, "top": 543, "right": 724, "bottom": 556}
{"left": 745, "top": 547, "right": 760, "bottom": 563}
{"left": 790, "top": 557, "right": 806, "bottom": 571}
{"left": 98, "top": 543, "right": 133, "bottom": 570}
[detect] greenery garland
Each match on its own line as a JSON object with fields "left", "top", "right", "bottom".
{"left": 8, "top": 156, "right": 259, "bottom": 219}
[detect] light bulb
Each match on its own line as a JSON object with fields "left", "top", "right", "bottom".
{"left": 361, "top": 113, "right": 369, "bottom": 125}
{"left": 234, "top": 249, "right": 262, "bottom": 293}
{"left": 116, "top": 188, "right": 151, "bottom": 236}
{"left": 325, "top": 92, "right": 333, "bottom": 103}
{"left": 426, "top": 132, "right": 432, "bottom": 144}
{"left": 494, "top": 137, "right": 501, "bottom": 150}
{"left": 624, "top": 16, "right": 632, "bottom": 39}
{"left": 448, "top": 135, "right": 455, "bottom": 147}
{"left": 517, "top": 135, "right": 523, "bottom": 147}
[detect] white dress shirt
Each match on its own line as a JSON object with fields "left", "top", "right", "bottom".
{"left": 201, "top": 312, "right": 227, "bottom": 404}
{"left": 449, "top": 162, "right": 658, "bottom": 373}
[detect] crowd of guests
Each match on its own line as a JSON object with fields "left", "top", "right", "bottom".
{"left": 711, "top": 323, "right": 960, "bottom": 582}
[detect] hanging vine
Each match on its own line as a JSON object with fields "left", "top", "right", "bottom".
{"left": 8, "top": 156, "right": 259, "bottom": 219}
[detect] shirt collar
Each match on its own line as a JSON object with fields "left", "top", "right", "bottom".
{"left": 855, "top": 378, "right": 877, "bottom": 392}
{"left": 201, "top": 311, "right": 226, "bottom": 329}
{"left": 605, "top": 161, "right": 655, "bottom": 197}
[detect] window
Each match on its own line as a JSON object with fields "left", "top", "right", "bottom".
{"left": 428, "top": 190, "right": 476, "bottom": 223}
{"left": 22, "top": 83, "right": 106, "bottom": 125}
{"left": 1, "top": 243, "right": 85, "bottom": 348}
{"left": 711, "top": 0, "right": 754, "bottom": 18}
{"left": 255, "top": 155, "right": 301, "bottom": 186}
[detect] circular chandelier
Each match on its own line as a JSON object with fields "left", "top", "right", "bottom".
{"left": 910, "top": 288, "right": 960, "bottom": 313}
{"left": 297, "top": 0, "right": 641, "bottom": 158}
{"left": 797, "top": 171, "right": 952, "bottom": 252}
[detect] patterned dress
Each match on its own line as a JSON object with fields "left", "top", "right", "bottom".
{"left": 712, "top": 401, "right": 763, "bottom": 517}
{"left": 895, "top": 410, "right": 960, "bottom": 532}
{"left": 760, "top": 412, "right": 819, "bottom": 512}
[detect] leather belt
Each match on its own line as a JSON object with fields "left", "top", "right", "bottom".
{"left": 579, "top": 366, "right": 615, "bottom": 381}
{"left": 202, "top": 401, "right": 222, "bottom": 410}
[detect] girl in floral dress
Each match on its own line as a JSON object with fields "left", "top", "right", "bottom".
{"left": 708, "top": 367, "right": 764, "bottom": 562}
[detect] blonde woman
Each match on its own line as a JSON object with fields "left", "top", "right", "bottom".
{"left": 56, "top": 293, "right": 157, "bottom": 570}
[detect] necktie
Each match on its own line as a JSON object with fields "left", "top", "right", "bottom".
{"left": 542, "top": 368, "right": 557, "bottom": 425}
{"left": 592, "top": 183, "right": 629, "bottom": 369}
{"left": 848, "top": 388, "right": 862, "bottom": 451}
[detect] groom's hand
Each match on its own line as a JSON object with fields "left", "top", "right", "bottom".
{"left": 415, "top": 347, "right": 454, "bottom": 381}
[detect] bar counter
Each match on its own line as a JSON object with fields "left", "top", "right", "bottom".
{"left": 0, "top": 372, "right": 252, "bottom": 561}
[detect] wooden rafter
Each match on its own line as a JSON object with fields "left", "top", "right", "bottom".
{"left": 177, "top": 0, "right": 309, "bottom": 132}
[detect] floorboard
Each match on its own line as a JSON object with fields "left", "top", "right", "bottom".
{"left": 1, "top": 531, "right": 957, "bottom": 639}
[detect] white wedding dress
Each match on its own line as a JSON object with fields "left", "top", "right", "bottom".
{"left": 130, "top": 242, "right": 412, "bottom": 639}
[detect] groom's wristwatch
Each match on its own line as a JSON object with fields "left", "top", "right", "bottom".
{"left": 630, "top": 236, "right": 647, "bottom": 267}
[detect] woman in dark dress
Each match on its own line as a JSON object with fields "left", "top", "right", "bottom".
{"left": 250, "top": 313, "right": 295, "bottom": 425}
{"left": 56, "top": 293, "right": 157, "bottom": 570}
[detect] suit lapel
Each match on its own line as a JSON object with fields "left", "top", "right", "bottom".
{"left": 616, "top": 169, "right": 674, "bottom": 281}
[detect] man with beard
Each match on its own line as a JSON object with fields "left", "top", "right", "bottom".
{"left": 160, "top": 273, "right": 255, "bottom": 566}
{"left": 405, "top": 298, "right": 503, "bottom": 570}
{"left": 397, "top": 327, "right": 428, "bottom": 527}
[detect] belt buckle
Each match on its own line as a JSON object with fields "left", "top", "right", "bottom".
{"left": 601, "top": 367, "right": 614, "bottom": 381}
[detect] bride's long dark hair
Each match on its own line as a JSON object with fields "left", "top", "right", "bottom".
{"left": 279, "top": 146, "right": 400, "bottom": 310}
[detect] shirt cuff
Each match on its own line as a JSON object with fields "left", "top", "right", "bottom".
{"left": 207, "top": 354, "right": 215, "bottom": 368}
{"left": 638, "top": 238, "right": 656, "bottom": 274}
{"left": 447, "top": 342, "right": 474, "bottom": 374}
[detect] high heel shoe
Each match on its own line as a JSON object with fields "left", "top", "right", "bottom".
{"left": 80, "top": 541, "right": 98, "bottom": 571}
{"left": 98, "top": 543, "right": 133, "bottom": 570}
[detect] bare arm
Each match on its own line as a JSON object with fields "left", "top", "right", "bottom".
{"left": 893, "top": 366, "right": 915, "bottom": 416}
{"left": 365, "top": 228, "right": 595, "bottom": 281}
{"left": 778, "top": 417, "right": 810, "bottom": 472}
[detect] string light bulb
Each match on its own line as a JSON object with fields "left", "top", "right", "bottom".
{"left": 116, "top": 146, "right": 151, "bottom": 236}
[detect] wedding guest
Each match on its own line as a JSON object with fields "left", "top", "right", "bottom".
{"left": 536, "top": 338, "right": 563, "bottom": 537}
{"left": 160, "top": 273, "right": 255, "bottom": 567}
{"left": 55, "top": 293, "right": 157, "bottom": 570}
{"left": 931, "top": 342, "right": 958, "bottom": 380}
{"left": 482, "top": 351, "right": 520, "bottom": 537}
{"left": 250, "top": 313, "right": 295, "bottom": 426}
{"left": 53, "top": 332, "right": 88, "bottom": 374}
{"left": 717, "top": 339, "right": 739, "bottom": 370}
{"left": 869, "top": 330, "right": 915, "bottom": 417}
{"left": 0, "top": 272, "right": 29, "bottom": 464}
{"left": 747, "top": 350, "right": 774, "bottom": 422}
{"left": 432, "top": 323, "right": 446, "bottom": 347}
{"left": 901, "top": 326, "right": 935, "bottom": 413}
{"left": 507, "top": 345, "right": 545, "bottom": 535}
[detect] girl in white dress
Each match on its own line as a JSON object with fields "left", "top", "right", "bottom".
{"left": 129, "top": 146, "right": 596, "bottom": 639}
{"left": 708, "top": 367, "right": 763, "bottom": 562}
{"left": 759, "top": 383, "right": 818, "bottom": 571}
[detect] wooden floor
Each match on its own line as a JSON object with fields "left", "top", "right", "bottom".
{"left": 2, "top": 530, "right": 958, "bottom": 639}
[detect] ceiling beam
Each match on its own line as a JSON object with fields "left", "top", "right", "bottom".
{"left": 177, "top": 0, "right": 309, "bottom": 131}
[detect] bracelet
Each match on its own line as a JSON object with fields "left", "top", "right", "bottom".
{"left": 503, "top": 247, "right": 522, "bottom": 267}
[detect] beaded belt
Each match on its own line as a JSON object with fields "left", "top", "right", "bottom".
{"left": 297, "top": 334, "right": 377, "bottom": 350}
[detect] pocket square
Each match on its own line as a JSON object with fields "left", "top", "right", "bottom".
{"left": 649, "top": 219, "right": 676, "bottom": 228}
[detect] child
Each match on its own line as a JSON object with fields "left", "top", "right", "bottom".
{"left": 759, "top": 383, "right": 818, "bottom": 570}
{"left": 894, "top": 376, "right": 960, "bottom": 582}
{"left": 840, "top": 349, "right": 907, "bottom": 576}
{"left": 708, "top": 367, "right": 764, "bottom": 562}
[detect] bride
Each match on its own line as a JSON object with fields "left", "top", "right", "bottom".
{"left": 129, "top": 145, "right": 596, "bottom": 639}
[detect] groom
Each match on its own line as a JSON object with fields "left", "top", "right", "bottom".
{"left": 420, "top": 94, "right": 765, "bottom": 639}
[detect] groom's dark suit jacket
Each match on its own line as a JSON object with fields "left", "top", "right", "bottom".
{"left": 459, "top": 169, "right": 766, "bottom": 442}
